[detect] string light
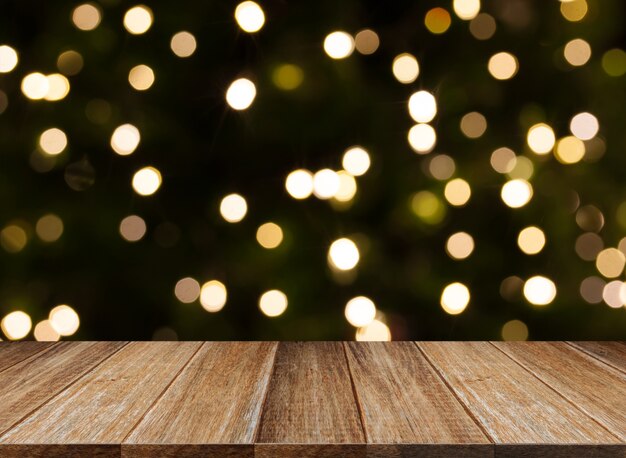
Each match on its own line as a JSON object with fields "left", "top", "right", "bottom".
{"left": 564, "top": 38, "right": 591, "bottom": 66}
{"left": 446, "top": 232, "right": 474, "bottom": 260}
{"left": 570, "top": 112, "right": 599, "bottom": 140}
{"left": 123, "top": 5, "right": 153, "bottom": 35}
{"left": 408, "top": 123, "right": 437, "bottom": 153}
{"left": 344, "top": 296, "right": 377, "bottom": 327}
{"left": 234, "top": 1, "right": 265, "bottom": 33}
{"left": 392, "top": 54, "right": 419, "bottom": 84}
{"left": 595, "top": 248, "right": 625, "bottom": 278}
{"left": 226, "top": 78, "right": 256, "bottom": 110}
{"left": 501, "top": 179, "right": 533, "bottom": 208}
{"left": 527, "top": 123, "right": 555, "bottom": 154}
{"left": 171, "top": 31, "right": 197, "bottom": 58}
{"left": 72, "top": 3, "right": 101, "bottom": 31}
{"left": 334, "top": 171, "right": 357, "bottom": 202}
{"left": 21, "top": 72, "right": 49, "bottom": 100}
{"left": 440, "top": 282, "right": 470, "bottom": 315}
{"left": 200, "top": 280, "right": 227, "bottom": 312}
{"left": 488, "top": 52, "right": 518, "bottom": 80}
{"left": 285, "top": 169, "right": 314, "bottom": 199}
{"left": 517, "top": 226, "right": 546, "bottom": 255}
{"left": 408, "top": 90, "right": 437, "bottom": 123}
{"left": 111, "top": 124, "right": 141, "bottom": 156}
{"left": 342, "top": 147, "right": 371, "bottom": 176}
{"left": 444, "top": 178, "right": 471, "bottom": 206}
{"left": 328, "top": 238, "right": 359, "bottom": 271}
{"left": 128, "top": 64, "right": 155, "bottom": 91}
{"left": 313, "top": 169, "right": 340, "bottom": 199}
{"left": 49, "top": 305, "right": 80, "bottom": 336}
{"left": 132, "top": 166, "right": 162, "bottom": 196}
{"left": 523, "top": 276, "right": 556, "bottom": 305}
{"left": 44, "top": 73, "right": 70, "bottom": 101}
{"left": 220, "top": 193, "right": 248, "bottom": 222}
{"left": 0, "top": 45, "right": 18, "bottom": 73}
{"left": 1, "top": 311, "right": 32, "bottom": 340}
{"left": 323, "top": 31, "right": 354, "bottom": 59}
{"left": 39, "top": 128, "right": 67, "bottom": 155}
{"left": 453, "top": 0, "right": 480, "bottom": 20}
{"left": 259, "top": 290, "right": 288, "bottom": 317}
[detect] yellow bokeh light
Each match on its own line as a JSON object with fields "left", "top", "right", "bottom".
{"left": 174, "top": 277, "right": 201, "bottom": 304}
{"left": 132, "top": 166, "right": 162, "bottom": 196}
{"left": 111, "top": 123, "right": 141, "bottom": 155}
{"left": 57, "top": 50, "right": 83, "bottom": 76}
{"left": 440, "top": 282, "right": 470, "bottom": 315}
{"left": 342, "top": 146, "right": 370, "bottom": 176}
{"left": 0, "top": 224, "right": 28, "bottom": 253}
{"left": 200, "top": 280, "right": 227, "bottom": 312}
{"left": 119, "top": 215, "right": 147, "bottom": 242}
{"left": 272, "top": 64, "right": 304, "bottom": 91}
{"left": 424, "top": 8, "right": 451, "bottom": 34}
{"left": 555, "top": 136, "right": 585, "bottom": 164}
{"left": 323, "top": 31, "right": 354, "bottom": 59}
{"left": 429, "top": 154, "right": 456, "bottom": 180}
{"left": 345, "top": 296, "right": 376, "bottom": 327}
{"left": 328, "top": 237, "right": 360, "bottom": 271}
{"left": 170, "top": 31, "right": 197, "bottom": 58}
{"left": 72, "top": 3, "right": 101, "bottom": 31}
{"left": 44, "top": 73, "right": 70, "bottom": 101}
{"left": 469, "top": 13, "right": 496, "bottom": 40}
{"left": 356, "top": 319, "right": 391, "bottom": 341}
{"left": 256, "top": 222, "right": 283, "bottom": 249}
{"left": 564, "top": 38, "right": 591, "bottom": 66}
{"left": 490, "top": 147, "right": 516, "bottom": 174}
{"left": 602, "top": 280, "right": 626, "bottom": 308}
{"left": 128, "top": 64, "right": 155, "bottom": 91}
{"left": 602, "top": 49, "right": 626, "bottom": 77}
{"left": 220, "top": 193, "right": 248, "bottom": 223}
{"left": 453, "top": 0, "right": 480, "bottom": 20}
{"left": 0, "top": 45, "right": 19, "bottom": 73}
{"left": 39, "top": 128, "right": 67, "bottom": 155}
{"left": 354, "top": 29, "right": 379, "bottom": 55}
{"left": 123, "top": 5, "right": 153, "bottom": 35}
{"left": 523, "top": 276, "right": 556, "bottom": 306}
{"left": 444, "top": 178, "right": 471, "bottom": 206}
{"left": 596, "top": 248, "right": 625, "bottom": 279}
{"left": 488, "top": 52, "right": 518, "bottom": 80}
{"left": 392, "top": 53, "right": 419, "bottom": 84}
{"left": 313, "top": 169, "right": 340, "bottom": 199}
{"left": 21, "top": 72, "right": 49, "bottom": 100}
{"left": 460, "top": 112, "right": 487, "bottom": 138}
{"left": 49, "top": 304, "right": 80, "bottom": 336}
{"left": 506, "top": 156, "right": 534, "bottom": 180}
{"left": 446, "top": 232, "right": 474, "bottom": 260}
{"left": 501, "top": 179, "right": 533, "bottom": 208}
{"left": 36, "top": 214, "right": 64, "bottom": 242}
{"left": 501, "top": 320, "right": 528, "bottom": 341}
{"left": 570, "top": 112, "right": 599, "bottom": 140}
{"left": 259, "top": 290, "right": 288, "bottom": 317}
{"left": 408, "top": 90, "right": 436, "bottom": 123}
{"left": 517, "top": 226, "right": 545, "bottom": 255}
{"left": 560, "top": 0, "right": 588, "bottom": 22}
{"left": 334, "top": 171, "right": 357, "bottom": 202}
{"left": 234, "top": 1, "right": 265, "bottom": 33}
{"left": 527, "top": 123, "right": 555, "bottom": 155}
{"left": 1, "top": 311, "right": 32, "bottom": 340}
{"left": 411, "top": 191, "right": 446, "bottom": 224}
{"left": 285, "top": 169, "right": 314, "bottom": 199}
{"left": 226, "top": 78, "right": 256, "bottom": 110}
{"left": 408, "top": 123, "right": 437, "bottom": 153}
{"left": 34, "top": 320, "right": 60, "bottom": 342}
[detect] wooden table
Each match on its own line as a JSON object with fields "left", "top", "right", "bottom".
{"left": 0, "top": 342, "right": 623, "bottom": 457}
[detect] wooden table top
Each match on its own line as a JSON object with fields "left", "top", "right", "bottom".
{"left": 0, "top": 342, "right": 623, "bottom": 458}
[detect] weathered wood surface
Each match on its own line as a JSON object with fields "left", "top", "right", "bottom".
{"left": 0, "top": 341, "right": 623, "bottom": 458}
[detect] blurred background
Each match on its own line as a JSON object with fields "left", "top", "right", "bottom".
{"left": 0, "top": 0, "right": 625, "bottom": 341}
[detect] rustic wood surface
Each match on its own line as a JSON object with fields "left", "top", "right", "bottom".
{"left": 0, "top": 341, "right": 623, "bottom": 458}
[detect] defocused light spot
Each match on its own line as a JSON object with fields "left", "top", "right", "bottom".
{"left": 602, "top": 280, "right": 626, "bottom": 308}
{"left": 596, "top": 248, "right": 625, "bottom": 278}
{"left": 408, "top": 124, "right": 437, "bottom": 153}
{"left": 555, "top": 136, "right": 585, "bottom": 164}
{"left": 564, "top": 38, "right": 591, "bottom": 66}
{"left": 128, "top": 64, "right": 155, "bottom": 91}
{"left": 560, "top": 0, "right": 588, "bottom": 22}
{"left": 235, "top": 1, "right": 265, "bottom": 33}
{"left": 501, "top": 320, "right": 528, "bottom": 341}
{"left": 523, "top": 276, "right": 556, "bottom": 306}
{"left": 411, "top": 191, "right": 446, "bottom": 224}
{"left": 220, "top": 193, "right": 247, "bottom": 222}
{"left": 1, "top": 224, "right": 28, "bottom": 253}
{"left": 527, "top": 123, "right": 555, "bottom": 154}
{"left": 259, "top": 290, "right": 288, "bottom": 317}
{"left": 272, "top": 64, "right": 304, "bottom": 90}
{"left": 334, "top": 171, "right": 357, "bottom": 202}
{"left": 392, "top": 53, "right": 419, "bottom": 84}
{"left": 345, "top": 296, "right": 376, "bottom": 327}
{"left": 518, "top": 226, "right": 545, "bottom": 255}
{"left": 356, "top": 319, "right": 391, "bottom": 341}
{"left": 469, "top": 13, "right": 496, "bottom": 40}
{"left": 342, "top": 147, "right": 370, "bottom": 176}
{"left": 21, "top": 72, "right": 49, "bottom": 100}
{"left": 488, "top": 52, "right": 518, "bottom": 80}
{"left": 1, "top": 311, "right": 32, "bottom": 340}
{"left": 257, "top": 222, "right": 283, "bottom": 249}
{"left": 39, "top": 128, "right": 67, "bottom": 155}
{"left": 570, "top": 112, "right": 599, "bottom": 140}
{"left": 57, "top": 50, "right": 83, "bottom": 76}
{"left": 200, "top": 280, "right": 227, "bottom": 312}
{"left": 36, "top": 214, "right": 64, "bottom": 242}
{"left": 328, "top": 238, "right": 359, "bottom": 271}
{"left": 580, "top": 276, "right": 605, "bottom": 304}
{"left": 111, "top": 124, "right": 140, "bottom": 155}
{"left": 490, "top": 147, "right": 516, "bottom": 174}
{"left": 285, "top": 169, "right": 313, "bottom": 199}
{"left": 460, "top": 111, "right": 487, "bottom": 138}
{"left": 441, "top": 282, "right": 470, "bottom": 315}
{"left": 501, "top": 179, "right": 533, "bottom": 208}
{"left": 119, "top": 215, "right": 147, "bottom": 242}
{"left": 72, "top": 3, "right": 101, "bottom": 31}
{"left": 0, "top": 45, "right": 19, "bottom": 73}
{"left": 170, "top": 31, "right": 197, "bottom": 57}
{"left": 576, "top": 205, "right": 604, "bottom": 232}
{"left": 453, "top": 0, "right": 480, "bottom": 20}
{"left": 65, "top": 158, "right": 96, "bottom": 191}
{"left": 132, "top": 166, "right": 162, "bottom": 196}
{"left": 576, "top": 232, "right": 604, "bottom": 261}
{"left": 313, "top": 169, "right": 340, "bottom": 199}
{"left": 446, "top": 232, "right": 474, "bottom": 260}
{"left": 354, "top": 29, "right": 379, "bottom": 55}
{"left": 408, "top": 90, "right": 436, "bottom": 123}
{"left": 34, "top": 320, "right": 60, "bottom": 342}
{"left": 44, "top": 73, "right": 70, "bottom": 101}
{"left": 226, "top": 78, "right": 256, "bottom": 110}
{"left": 175, "top": 277, "right": 201, "bottom": 303}
{"left": 444, "top": 178, "right": 471, "bottom": 206}
{"left": 500, "top": 276, "right": 524, "bottom": 301}
{"left": 602, "top": 49, "right": 626, "bottom": 77}
{"left": 124, "top": 5, "right": 153, "bottom": 35}
{"left": 428, "top": 154, "right": 455, "bottom": 180}
{"left": 323, "top": 31, "right": 354, "bottom": 59}
{"left": 506, "top": 156, "right": 534, "bottom": 180}
{"left": 424, "top": 8, "right": 451, "bottom": 34}
{"left": 49, "top": 305, "right": 80, "bottom": 336}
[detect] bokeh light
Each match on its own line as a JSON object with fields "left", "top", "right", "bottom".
{"left": 488, "top": 52, "right": 518, "bottom": 80}
{"left": 334, "top": 171, "right": 357, "bottom": 202}
{"left": 446, "top": 232, "right": 474, "bottom": 260}
{"left": 259, "top": 290, "right": 288, "bottom": 317}
{"left": 170, "top": 31, "right": 197, "bottom": 58}
{"left": 128, "top": 64, "right": 155, "bottom": 91}
{"left": 72, "top": 3, "right": 101, "bottom": 31}
{"left": 354, "top": 29, "right": 379, "bottom": 55}
{"left": 356, "top": 319, "right": 391, "bottom": 341}
{"left": 491, "top": 147, "right": 516, "bottom": 174}
{"left": 200, "top": 280, "right": 227, "bottom": 312}
{"left": 342, "top": 147, "right": 371, "bottom": 176}
{"left": 460, "top": 112, "right": 487, "bottom": 138}
{"left": 0, "top": 45, "right": 18, "bottom": 73}
{"left": 132, "top": 166, "right": 162, "bottom": 196}
{"left": 36, "top": 214, "right": 64, "bottom": 242}
{"left": 235, "top": 1, "right": 265, "bottom": 33}
{"left": 408, "top": 90, "right": 437, "bottom": 123}
{"left": 453, "top": 0, "right": 480, "bottom": 20}
{"left": 226, "top": 78, "right": 256, "bottom": 110}
{"left": 272, "top": 64, "right": 304, "bottom": 90}
{"left": 328, "top": 237, "right": 359, "bottom": 271}
{"left": 523, "top": 276, "right": 556, "bottom": 306}
{"left": 119, "top": 215, "right": 147, "bottom": 242}
{"left": 424, "top": 8, "right": 451, "bottom": 34}
{"left": 21, "top": 72, "right": 49, "bottom": 100}
{"left": 323, "top": 31, "right": 354, "bottom": 59}
{"left": 0, "top": 224, "right": 28, "bottom": 253}
{"left": 595, "top": 248, "right": 625, "bottom": 279}
{"left": 57, "top": 50, "right": 83, "bottom": 76}
{"left": 111, "top": 124, "right": 141, "bottom": 156}
{"left": 555, "top": 136, "right": 585, "bottom": 164}
{"left": 313, "top": 169, "right": 340, "bottom": 199}
{"left": 285, "top": 169, "right": 314, "bottom": 199}
{"left": 517, "top": 226, "right": 545, "bottom": 255}
{"left": 1, "top": 311, "right": 32, "bottom": 340}
{"left": 123, "top": 5, "right": 153, "bottom": 35}
{"left": 34, "top": 320, "right": 60, "bottom": 342}
{"left": 501, "top": 179, "right": 533, "bottom": 208}
{"left": 602, "top": 49, "right": 626, "bottom": 77}
{"left": 220, "top": 193, "right": 248, "bottom": 223}
{"left": 527, "top": 123, "right": 555, "bottom": 155}
{"left": 392, "top": 53, "right": 419, "bottom": 84}
{"left": 49, "top": 304, "right": 80, "bottom": 336}
{"left": 501, "top": 320, "right": 529, "bottom": 341}
{"left": 256, "top": 222, "right": 283, "bottom": 249}
{"left": 344, "top": 296, "right": 377, "bottom": 327}
{"left": 560, "top": 0, "right": 588, "bottom": 22}
{"left": 408, "top": 123, "right": 437, "bottom": 153}
{"left": 570, "top": 112, "right": 599, "bottom": 140}
{"left": 411, "top": 191, "right": 446, "bottom": 224}
{"left": 469, "top": 13, "right": 496, "bottom": 40}
{"left": 174, "top": 277, "right": 201, "bottom": 304}
{"left": 444, "top": 178, "right": 471, "bottom": 206}
{"left": 39, "top": 128, "right": 67, "bottom": 156}
{"left": 440, "top": 282, "right": 470, "bottom": 315}
{"left": 564, "top": 38, "right": 591, "bottom": 67}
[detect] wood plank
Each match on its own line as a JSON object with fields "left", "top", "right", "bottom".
{"left": 345, "top": 342, "right": 492, "bottom": 458}
{"left": 122, "top": 342, "right": 277, "bottom": 458}
{"left": 493, "top": 341, "right": 626, "bottom": 441}
{"left": 417, "top": 342, "right": 622, "bottom": 457}
{"left": 0, "top": 341, "right": 201, "bottom": 457}
{"left": 568, "top": 341, "right": 626, "bottom": 374}
{"left": 0, "top": 341, "right": 126, "bottom": 436}
{"left": 256, "top": 342, "right": 365, "bottom": 458}
{"left": 0, "top": 342, "right": 53, "bottom": 373}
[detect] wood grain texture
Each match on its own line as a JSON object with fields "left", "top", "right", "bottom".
{"left": 123, "top": 342, "right": 277, "bottom": 458}
{"left": 0, "top": 341, "right": 125, "bottom": 436}
{"left": 345, "top": 342, "right": 491, "bottom": 458}
{"left": 568, "top": 341, "right": 626, "bottom": 374}
{"left": 493, "top": 341, "right": 626, "bottom": 441}
{"left": 416, "top": 342, "right": 621, "bottom": 449}
{"left": 256, "top": 342, "right": 365, "bottom": 458}
{"left": 0, "top": 341, "right": 201, "bottom": 455}
{"left": 0, "top": 342, "right": 52, "bottom": 373}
